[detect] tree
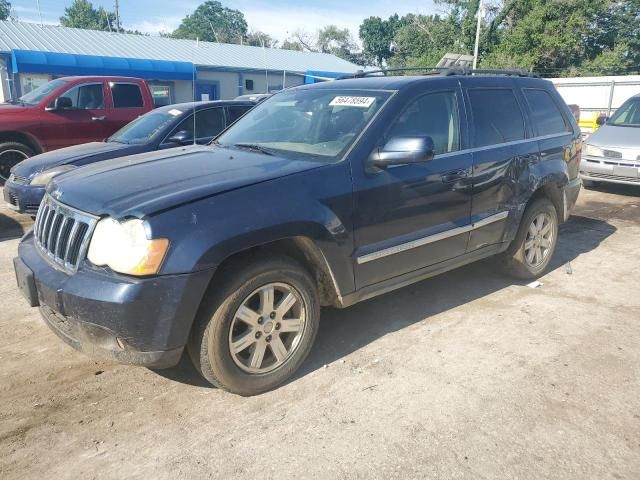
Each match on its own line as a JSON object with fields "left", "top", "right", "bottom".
{"left": 172, "top": 1, "right": 247, "bottom": 44}
{"left": 281, "top": 39, "right": 304, "bottom": 51}
{"left": 0, "top": 0, "right": 11, "bottom": 21}
{"left": 60, "top": 0, "right": 117, "bottom": 31}
{"left": 245, "top": 30, "right": 278, "bottom": 48}
{"left": 359, "top": 15, "right": 403, "bottom": 66}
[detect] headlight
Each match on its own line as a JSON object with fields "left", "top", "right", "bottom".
{"left": 584, "top": 144, "right": 603, "bottom": 157}
{"left": 87, "top": 217, "right": 169, "bottom": 276}
{"left": 30, "top": 165, "right": 76, "bottom": 186}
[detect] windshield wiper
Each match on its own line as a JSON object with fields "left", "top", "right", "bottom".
{"left": 233, "top": 143, "right": 275, "bottom": 156}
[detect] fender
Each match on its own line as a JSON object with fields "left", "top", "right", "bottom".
{"left": 148, "top": 161, "right": 356, "bottom": 297}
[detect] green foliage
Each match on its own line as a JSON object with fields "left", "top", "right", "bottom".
{"left": 245, "top": 31, "right": 278, "bottom": 48}
{"left": 172, "top": 1, "right": 247, "bottom": 44}
{"left": 367, "top": 0, "right": 640, "bottom": 76}
{"left": 359, "top": 15, "right": 406, "bottom": 66}
{"left": 0, "top": 0, "right": 11, "bottom": 21}
{"left": 281, "top": 39, "right": 304, "bottom": 51}
{"left": 60, "top": 0, "right": 117, "bottom": 31}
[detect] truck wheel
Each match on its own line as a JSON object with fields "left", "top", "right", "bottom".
{"left": 188, "top": 255, "right": 320, "bottom": 396}
{"left": 0, "top": 142, "right": 34, "bottom": 184}
{"left": 500, "top": 197, "right": 559, "bottom": 280}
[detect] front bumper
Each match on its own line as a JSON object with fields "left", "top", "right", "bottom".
{"left": 580, "top": 157, "right": 640, "bottom": 186}
{"left": 3, "top": 179, "right": 45, "bottom": 215}
{"left": 15, "top": 232, "right": 213, "bottom": 368}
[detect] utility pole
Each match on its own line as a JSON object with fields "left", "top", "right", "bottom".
{"left": 114, "top": 0, "right": 121, "bottom": 32}
{"left": 472, "top": 0, "right": 484, "bottom": 70}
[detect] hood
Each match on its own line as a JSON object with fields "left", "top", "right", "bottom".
{"left": 0, "top": 103, "right": 32, "bottom": 115}
{"left": 587, "top": 124, "right": 640, "bottom": 149}
{"left": 13, "top": 142, "right": 133, "bottom": 177}
{"left": 48, "top": 145, "right": 324, "bottom": 217}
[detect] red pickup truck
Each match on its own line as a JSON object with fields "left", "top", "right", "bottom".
{"left": 0, "top": 76, "right": 154, "bottom": 182}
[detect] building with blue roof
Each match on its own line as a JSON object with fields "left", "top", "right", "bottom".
{"left": 0, "top": 21, "right": 362, "bottom": 104}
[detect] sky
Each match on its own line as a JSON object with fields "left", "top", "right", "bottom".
{"left": 11, "top": 0, "right": 439, "bottom": 43}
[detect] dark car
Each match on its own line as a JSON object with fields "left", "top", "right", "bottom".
{"left": 14, "top": 70, "right": 582, "bottom": 396}
{"left": 4, "top": 100, "right": 255, "bottom": 214}
{"left": 0, "top": 76, "right": 155, "bottom": 182}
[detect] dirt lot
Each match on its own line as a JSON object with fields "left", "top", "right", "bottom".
{"left": 1, "top": 184, "right": 639, "bottom": 480}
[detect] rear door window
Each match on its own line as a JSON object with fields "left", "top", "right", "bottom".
{"left": 111, "top": 83, "right": 144, "bottom": 108}
{"left": 523, "top": 89, "right": 570, "bottom": 136}
{"left": 468, "top": 89, "right": 526, "bottom": 147}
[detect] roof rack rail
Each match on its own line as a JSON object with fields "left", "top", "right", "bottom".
{"left": 345, "top": 67, "right": 539, "bottom": 79}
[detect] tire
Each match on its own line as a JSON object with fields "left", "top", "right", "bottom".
{"left": 500, "top": 197, "right": 559, "bottom": 280}
{"left": 0, "top": 142, "right": 34, "bottom": 185}
{"left": 188, "top": 255, "right": 320, "bottom": 396}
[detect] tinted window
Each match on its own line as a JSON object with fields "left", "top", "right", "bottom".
{"left": 524, "top": 89, "right": 570, "bottom": 135}
{"left": 227, "top": 105, "right": 251, "bottom": 124}
{"left": 468, "top": 89, "right": 525, "bottom": 147}
{"left": 59, "top": 83, "right": 104, "bottom": 110}
{"left": 172, "top": 108, "right": 225, "bottom": 142}
{"left": 111, "top": 83, "right": 143, "bottom": 108}
{"left": 387, "top": 91, "right": 460, "bottom": 154}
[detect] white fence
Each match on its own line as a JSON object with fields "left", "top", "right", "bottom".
{"left": 550, "top": 75, "right": 640, "bottom": 116}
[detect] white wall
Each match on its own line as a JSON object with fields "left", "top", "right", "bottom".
{"left": 0, "top": 58, "right": 7, "bottom": 102}
{"left": 173, "top": 80, "right": 194, "bottom": 103}
{"left": 551, "top": 75, "right": 640, "bottom": 115}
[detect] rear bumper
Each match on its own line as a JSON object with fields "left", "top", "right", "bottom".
{"left": 16, "top": 232, "right": 213, "bottom": 368}
{"left": 3, "top": 179, "right": 45, "bottom": 215}
{"left": 580, "top": 158, "right": 640, "bottom": 186}
{"left": 563, "top": 176, "right": 582, "bottom": 221}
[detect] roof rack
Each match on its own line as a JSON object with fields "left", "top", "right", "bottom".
{"left": 345, "top": 67, "right": 539, "bottom": 79}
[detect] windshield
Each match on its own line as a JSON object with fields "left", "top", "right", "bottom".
{"left": 108, "top": 110, "right": 181, "bottom": 144}
{"left": 217, "top": 88, "right": 392, "bottom": 161}
{"left": 18, "top": 78, "right": 69, "bottom": 106}
{"left": 609, "top": 97, "right": 640, "bottom": 127}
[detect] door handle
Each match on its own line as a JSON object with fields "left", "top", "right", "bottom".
{"left": 91, "top": 116, "right": 105, "bottom": 121}
{"left": 441, "top": 169, "right": 469, "bottom": 183}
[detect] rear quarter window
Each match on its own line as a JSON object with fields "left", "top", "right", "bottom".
{"left": 523, "top": 88, "right": 571, "bottom": 136}
{"left": 468, "top": 88, "right": 526, "bottom": 148}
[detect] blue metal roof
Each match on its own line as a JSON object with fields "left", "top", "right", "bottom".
{"left": 10, "top": 50, "right": 195, "bottom": 80}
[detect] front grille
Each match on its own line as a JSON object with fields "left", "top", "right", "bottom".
{"left": 34, "top": 194, "right": 98, "bottom": 273}
{"left": 9, "top": 173, "right": 29, "bottom": 185}
{"left": 585, "top": 172, "right": 640, "bottom": 184}
{"left": 602, "top": 149, "right": 622, "bottom": 159}
{"left": 7, "top": 191, "right": 18, "bottom": 207}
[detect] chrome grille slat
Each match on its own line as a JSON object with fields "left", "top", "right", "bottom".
{"left": 33, "top": 194, "right": 98, "bottom": 273}
{"left": 64, "top": 221, "right": 80, "bottom": 264}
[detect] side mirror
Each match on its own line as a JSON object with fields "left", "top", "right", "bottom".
{"left": 167, "top": 130, "right": 192, "bottom": 145}
{"left": 368, "top": 136, "right": 435, "bottom": 172}
{"left": 46, "top": 96, "right": 73, "bottom": 111}
{"left": 596, "top": 115, "right": 609, "bottom": 126}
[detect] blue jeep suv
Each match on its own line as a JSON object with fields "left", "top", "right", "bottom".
{"left": 14, "top": 70, "right": 582, "bottom": 395}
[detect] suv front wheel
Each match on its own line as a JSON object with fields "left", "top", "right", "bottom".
{"left": 500, "top": 197, "right": 559, "bottom": 279}
{"left": 188, "top": 255, "right": 320, "bottom": 396}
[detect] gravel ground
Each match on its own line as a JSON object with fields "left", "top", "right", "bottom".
{"left": 0, "top": 184, "right": 639, "bottom": 480}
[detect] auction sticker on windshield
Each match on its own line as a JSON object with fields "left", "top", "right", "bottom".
{"left": 329, "top": 96, "right": 376, "bottom": 108}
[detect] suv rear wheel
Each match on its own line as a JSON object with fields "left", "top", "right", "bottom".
{"left": 188, "top": 255, "right": 320, "bottom": 396}
{"left": 0, "top": 142, "right": 34, "bottom": 184}
{"left": 500, "top": 197, "right": 559, "bottom": 279}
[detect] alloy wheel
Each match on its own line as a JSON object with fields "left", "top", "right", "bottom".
{"left": 524, "top": 212, "right": 554, "bottom": 267}
{"left": 228, "top": 282, "right": 306, "bottom": 374}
